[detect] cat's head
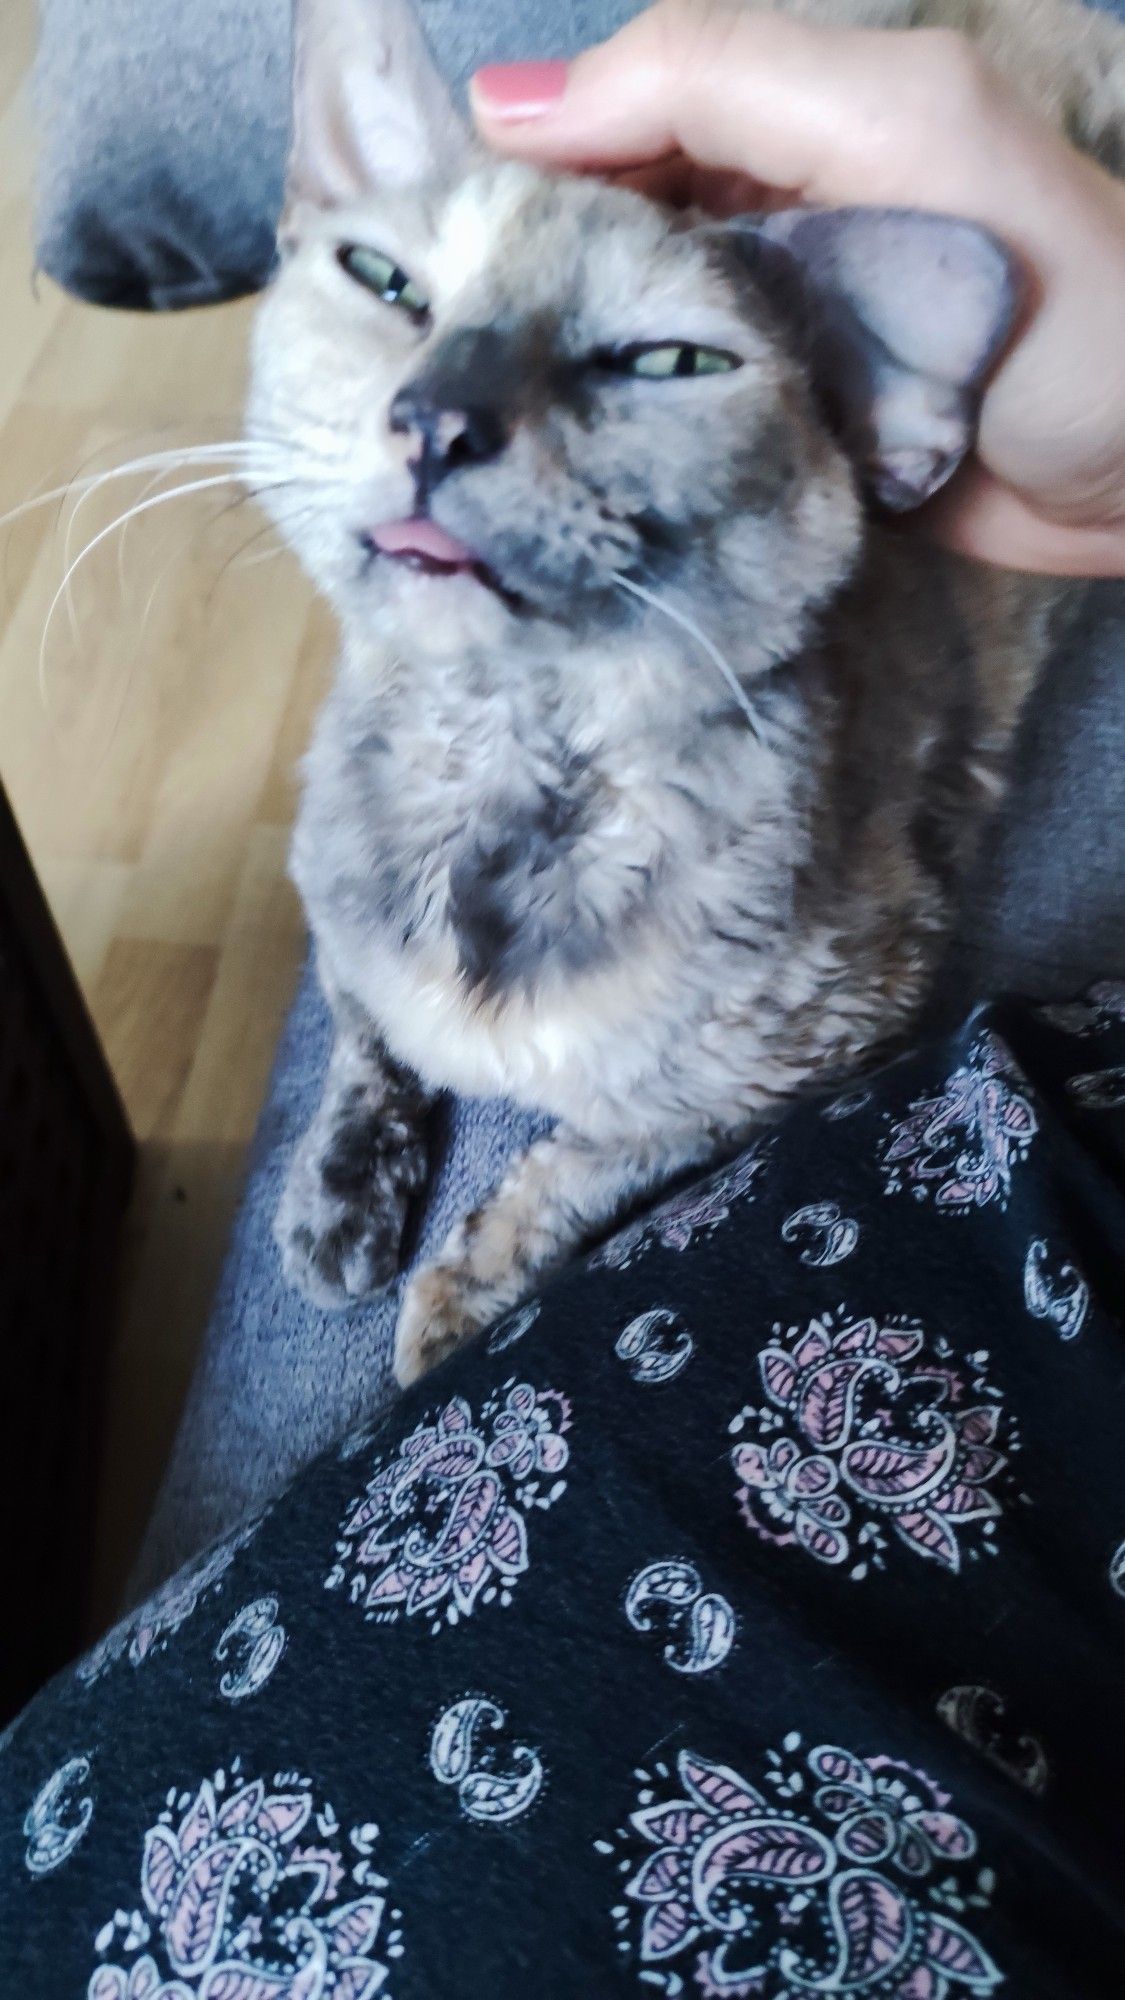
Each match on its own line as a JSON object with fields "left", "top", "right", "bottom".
{"left": 249, "top": 0, "right": 1018, "bottom": 667}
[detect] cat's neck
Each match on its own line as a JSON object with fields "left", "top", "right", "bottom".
{"left": 336, "top": 598, "right": 807, "bottom": 750}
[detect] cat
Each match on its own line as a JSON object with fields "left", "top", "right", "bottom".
{"left": 247, "top": 0, "right": 1125, "bottom": 1384}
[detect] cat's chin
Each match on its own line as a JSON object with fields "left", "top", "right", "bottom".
{"left": 343, "top": 561, "right": 518, "bottom": 655}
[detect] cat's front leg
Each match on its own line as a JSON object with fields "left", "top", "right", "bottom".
{"left": 275, "top": 1000, "right": 432, "bottom": 1310}
{"left": 394, "top": 1125, "right": 711, "bottom": 1384}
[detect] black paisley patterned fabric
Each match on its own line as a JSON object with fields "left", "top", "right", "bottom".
{"left": 2, "top": 992, "right": 1125, "bottom": 1999}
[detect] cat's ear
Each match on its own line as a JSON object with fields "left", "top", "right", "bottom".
{"left": 283, "top": 0, "right": 468, "bottom": 219}
{"left": 719, "top": 208, "right": 1021, "bottom": 512}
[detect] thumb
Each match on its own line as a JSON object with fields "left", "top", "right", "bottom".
{"left": 470, "top": 1, "right": 947, "bottom": 202}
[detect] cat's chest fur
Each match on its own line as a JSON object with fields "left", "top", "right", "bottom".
{"left": 290, "top": 552, "right": 1047, "bottom": 1123}
{"left": 291, "top": 626, "right": 803, "bottom": 1107}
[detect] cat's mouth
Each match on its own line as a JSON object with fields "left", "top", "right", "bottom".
{"left": 358, "top": 518, "right": 523, "bottom": 608}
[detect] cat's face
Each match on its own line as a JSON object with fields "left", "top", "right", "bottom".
{"left": 250, "top": 157, "right": 860, "bottom": 659}
{"left": 250, "top": 0, "right": 1016, "bottom": 668}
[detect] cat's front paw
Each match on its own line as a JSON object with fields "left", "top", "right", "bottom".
{"left": 275, "top": 1116, "right": 427, "bottom": 1311}
{"left": 395, "top": 1260, "right": 508, "bottom": 1385}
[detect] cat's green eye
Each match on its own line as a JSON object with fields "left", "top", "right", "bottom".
{"left": 601, "top": 342, "right": 741, "bottom": 380}
{"left": 337, "top": 243, "right": 429, "bottom": 319}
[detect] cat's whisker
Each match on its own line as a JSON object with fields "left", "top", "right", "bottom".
{"left": 612, "top": 572, "right": 762, "bottom": 741}
{"left": 199, "top": 486, "right": 321, "bottom": 609}
{"left": 37, "top": 470, "right": 304, "bottom": 714}
{"left": 60, "top": 447, "right": 293, "bottom": 638}
{"left": 1, "top": 446, "right": 275, "bottom": 547}
{"left": 0, "top": 434, "right": 346, "bottom": 541}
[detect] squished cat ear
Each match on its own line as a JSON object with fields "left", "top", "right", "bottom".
{"left": 719, "top": 208, "right": 1022, "bottom": 512}
{"left": 283, "top": 0, "right": 468, "bottom": 220}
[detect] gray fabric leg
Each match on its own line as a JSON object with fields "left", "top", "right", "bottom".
{"left": 130, "top": 962, "right": 547, "bottom": 1600}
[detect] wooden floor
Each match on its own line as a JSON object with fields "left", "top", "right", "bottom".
{"left": 0, "top": 1, "right": 330, "bottom": 1619}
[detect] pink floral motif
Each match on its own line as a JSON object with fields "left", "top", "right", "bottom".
{"left": 730, "top": 1313, "right": 1016, "bottom": 1578}
{"left": 327, "top": 1386, "right": 570, "bottom": 1632}
{"left": 882, "top": 1032, "right": 1037, "bottom": 1211}
{"left": 87, "top": 1767, "right": 399, "bottom": 1999}
{"left": 486, "top": 1384, "right": 571, "bottom": 1481}
{"left": 78, "top": 1519, "right": 264, "bottom": 1685}
{"left": 810, "top": 1750, "right": 975, "bottom": 1877}
{"left": 732, "top": 1438, "right": 851, "bottom": 1566}
{"left": 591, "top": 1148, "right": 767, "bottom": 1271}
{"left": 607, "top": 1736, "right": 1002, "bottom": 1998}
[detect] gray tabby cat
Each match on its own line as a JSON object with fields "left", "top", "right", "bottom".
{"left": 249, "top": 0, "right": 1125, "bottom": 1383}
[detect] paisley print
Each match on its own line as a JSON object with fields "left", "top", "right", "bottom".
{"left": 486, "top": 1301, "right": 541, "bottom": 1354}
{"left": 1038, "top": 981, "right": 1125, "bottom": 1036}
{"left": 730, "top": 1312, "right": 1017, "bottom": 1578}
{"left": 937, "top": 1686, "right": 1049, "bottom": 1797}
{"left": 429, "top": 1698, "right": 544, "bottom": 1824}
{"left": 86, "top": 1766, "right": 400, "bottom": 1999}
{"left": 781, "top": 1202, "right": 860, "bottom": 1268}
{"left": 77, "top": 1520, "right": 262, "bottom": 1686}
{"left": 607, "top": 1737, "right": 1001, "bottom": 1997}
{"left": 24, "top": 1755, "right": 94, "bottom": 1876}
{"left": 326, "top": 1386, "right": 570, "bottom": 1632}
{"left": 1066, "top": 1065, "right": 1125, "bottom": 1110}
{"left": 214, "top": 1599, "right": 287, "bottom": 1703}
{"left": 1022, "top": 1239, "right": 1089, "bottom": 1341}
{"left": 590, "top": 1148, "right": 767, "bottom": 1271}
{"left": 5, "top": 995, "right": 1124, "bottom": 2000}
{"left": 882, "top": 1033, "right": 1037, "bottom": 1211}
{"left": 821, "top": 1087, "right": 873, "bottom": 1122}
{"left": 615, "top": 1309, "right": 695, "bottom": 1384}
{"left": 624, "top": 1561, "right": 735, "bottom": 1675}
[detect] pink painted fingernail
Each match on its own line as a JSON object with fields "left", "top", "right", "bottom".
{"left": 471, "top": 60, "right": 569, "bottom": 121}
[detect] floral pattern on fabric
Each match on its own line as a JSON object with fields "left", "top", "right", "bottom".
{"left": 24, "top": 1755, "right": 95, "bottom": 1877}
{"left": 1038, "top": 981, "right": 1125, "bottom": 1037}
{"left": 326, "top": 1385, "right": 570, "bottom": 1632}
{"left": 429, "top": 1697, "right": 545, "bottom": 1824}
{"left": 936, "top": 1686, "right": 1049, "bottom": 1797}
{"left": 881, "top": 1033, "right": 1037, "bottom": 1212}
{"left": 214, "top": 1599, "right": 287, "bottom": 1703}
{"left": 1022, "top": 1239, "right": 1089, "bottom": 1342}
{"left": 1066, "top": 1066, "right": 1125, "bottom": 1111}
{"left": 606, "top": 1737, "right": 1001, "bottom": 1998}
{"left": 624, "top": 1561, "right": 736, "bottom": 1675}
{"left": 590, "top": 1148, "right": 768, "bottom": 1272}
{"left": 87, "top": 1766, "right": 400, "bottom": 2000}
{"left": 486, "top": 1302, "right": 542, "bottom": 1355}
{"left": 729, "top": 1313, "right": 1017, "bottom": 1578}
{"left": 615, "top": 1309, "right": 695, "bottom": 1385}
{"left": 780, "top": 1203, "right": 860, "bottom": 1269}
{"left": 77, "top": 1521, "right": 263, "bottom": 1686}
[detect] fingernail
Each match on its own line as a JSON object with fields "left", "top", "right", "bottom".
{"left": 471, "top": 60, "right": 569, "bottom": 121}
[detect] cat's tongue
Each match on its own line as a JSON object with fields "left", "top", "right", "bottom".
{"left": 369, "top": 518, "right": 477, "bottom": 570}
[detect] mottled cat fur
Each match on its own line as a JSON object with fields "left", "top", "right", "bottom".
{"left": 250, "top": 0, "right": 1125, "bottom": 1382}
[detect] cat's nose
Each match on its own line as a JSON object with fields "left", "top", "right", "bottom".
{"left": 389, "top": 386, "right": 505, "bottom": 488}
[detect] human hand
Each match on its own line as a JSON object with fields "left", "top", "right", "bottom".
{"left": 472, "top": 2, "right": 1125, "bottom": 576}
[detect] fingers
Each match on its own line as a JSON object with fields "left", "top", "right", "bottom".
{"left": 471, "top": 0, "right": 1125, "bottom": 568}
{"left": 471, "top": 3, "right": 993, "bottom": 207}
{"left": 924, "top": 465, "right": 1125, "bottom": 577}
